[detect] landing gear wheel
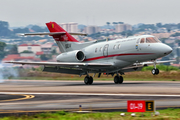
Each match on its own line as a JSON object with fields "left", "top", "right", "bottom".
{"left": 89, "top": 76, "right": 93, "bottom": 84}
{"left": 155, "top": 69, "right": 159, "bottom": 75}
{"left": 114, "top": 76, "right": 119, "bottom": 84}
{"left": 152, "top": 68, "right": 159, "bottom": 75}
{"left": 119, "top": 76, "right": 123, "bottom": 84}
{"left": 114, "top": 76, "right": 124, "bottom": 84}
{"left": 152, "top": 68, "right": 156, "bottom": 75}
{"left": 84, "top": 76, "right": 93, "bottom": 85}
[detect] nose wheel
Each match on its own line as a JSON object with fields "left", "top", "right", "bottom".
{"left": 114, "top": 75, "right": 123, "bottom": 84}
{"left": 152, "top": 68, "right": 159, "bottom": 75}
{"left": 84, "top": 76, "right": 93, "bottom": 85}
{"left": 152, "top": 60, "right": 159, "bottom": 75}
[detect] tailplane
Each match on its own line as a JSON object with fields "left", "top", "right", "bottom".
{"left": 46, "top": 22, "right": 79, "bottom": 53}
{"left": 19, "top": 22, "right": 93, "bottom": 53}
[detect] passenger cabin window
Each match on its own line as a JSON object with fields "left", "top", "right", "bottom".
{"left": 113, "top": 45, "right": 116, "bottom": 49}
{"left": 118, "top": 44, "right": 121, "bottom": 49}
{"left": 95, "top": 48, "right": 98, "bottom": 52}
{"left": 99, "top": 47, "right": 102, "bottom": 52}
{"left": 140, "top": 38, "right": 145, "bottom": 43}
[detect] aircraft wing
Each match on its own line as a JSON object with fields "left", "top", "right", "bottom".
{"left": 5, "top": 61, "right": 113, "bottom": 68}
{"left": 137, "top": 60, "right": 176, "bottom": 66}
{"left": 120, "top": 60, "right": 176, "bottom": 73}
{"left": 18, "top": 32, "right": 87, "bottom": 36}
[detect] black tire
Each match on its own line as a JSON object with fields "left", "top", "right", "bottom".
{"left": 114, "top": 76, "right": 119, "bottom": 84}
{"left": 89, "top": 76, "right": 93, "bottom": 85}
{"left": 151, "top": 68, "right": 156, "bottom": 75}
{"left": 84, "top": 76, "right": 89, "bottom": 85}
{"left": 119, "top": 76, "right": 123, "bottom": 84}
{"left": 155, "top": 69, "right": 159, "bottom": 75}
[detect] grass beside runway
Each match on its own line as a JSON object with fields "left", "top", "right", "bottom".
{"left": 9, "top": 70, "right": 180, "bottom": 81}
{"left": 1, "top": 64, "right": 180, "bottom": 81}
{"left": 0, "top": 108, "right": 180, "bottom": 120}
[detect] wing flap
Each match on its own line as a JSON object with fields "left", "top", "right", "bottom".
{"left": 138, "top": 60, "right": 176, "bottom": 66}
{"left": 5, "top": 61, "right": 113, "bottom": 68}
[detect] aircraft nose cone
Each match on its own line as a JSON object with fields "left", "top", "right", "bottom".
{"left": 164, "top": 44, "right": 172, "bottom": 55}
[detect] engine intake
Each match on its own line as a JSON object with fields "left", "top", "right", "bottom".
{"left": 76, "top": 51, "right": 85, "bottom": 61}
{"left": 57, "top": 50, "right": 85, "bottom": 62}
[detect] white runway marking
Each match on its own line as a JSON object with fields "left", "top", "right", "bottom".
{"left": 1, "top": 92, "right": 180, "bottom": 97}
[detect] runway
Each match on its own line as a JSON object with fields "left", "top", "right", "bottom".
{"left": 0, "top": 80, "right": 180, "bottom": 114}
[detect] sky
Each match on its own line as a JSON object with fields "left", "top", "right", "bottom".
{"left": 1, "top": 0, "right": 180, "bottom": 27}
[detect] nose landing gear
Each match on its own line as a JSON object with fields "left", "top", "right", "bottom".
{"left": 152, "top": 68, "right": 159, "bottom": 75}
{"left": 151, "top": 60, "right": 159, "bottom": 75}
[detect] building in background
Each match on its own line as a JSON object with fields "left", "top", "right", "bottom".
{"left": 60, "top": 22, "right": 78, "bottom": 32}
{"left": 85, "top": 26, "right": 100, "bottom": 35}
{"left": 18, "top": 44, "right": 41, "bottom": 53}
{"left": 177, "top": 47, "right": 180, "bottom": 57}
{"left": 41, "top": 42, "right": 54, "bottom": 54}
{"left": 115, "top": 24, "right": 132, "bottom": 33}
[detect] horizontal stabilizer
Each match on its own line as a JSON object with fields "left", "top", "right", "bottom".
{"left": 18, "top": 32, "right": 87, "bottom": 36}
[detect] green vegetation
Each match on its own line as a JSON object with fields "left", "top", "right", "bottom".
{"left": 1, "top": 108, "right": 180, "bottom": 120}
{"left": 0, "top": 41, "right": 6, "bottom": 60}
{"left": 2, "top": 65, "right": 180, "bottom": 81}
{"left": 142, "top": 64, "right": 180, "bottom": 71}
{"left": 20, "top": 50, "right": 33, "bottom": 53}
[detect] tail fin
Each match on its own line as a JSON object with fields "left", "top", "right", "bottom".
{"left": 46, "top": 22, "right": 79, "bottom": 53}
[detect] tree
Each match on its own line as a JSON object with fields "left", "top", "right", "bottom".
{"left": 106, "top": 22, "right": 110, "bottom": 25}
{"left": 7, "top": 45, "right": 18, "bottom": 54}
{"left": 118, "top": 22, "right": 124, "bottom": 24}
{"left": 0, "top": 41, "right": 6, "bottom": 60}
{"left": 13, "top": 28, "right": 29, "bottom": 34}
{"left": 156, "top": 23, "right": 162, "bottom": 28}
{"left": 51, "top": 49, "right": 57, "bottom": 55}
{"left": 31, "top": 25, "right": 44, "bottom": 32}
{"left": 177, "top": 23, "right": 180, "bottom": 29}
{"left": 112, "top": 22, "right": 118, "bottom": 25}
{"left": 106, "top": 22, "right": 110, "bottom": 29}
{"left": 40, "top": 54, "right": 52, "bottom": 60}
{"left": 20, "top": 50, "right": 33, "bottom": 53}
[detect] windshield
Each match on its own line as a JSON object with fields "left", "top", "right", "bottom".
{"left": 146, "top": 37, "right": 161, "bottom": 43}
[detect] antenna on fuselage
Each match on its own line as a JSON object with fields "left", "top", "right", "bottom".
{"left": 106, "top": 37, "right": 108, "bottom": 41}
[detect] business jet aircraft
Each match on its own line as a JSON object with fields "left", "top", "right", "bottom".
{"left": 6, "top": 22, "right": 174, "bottom": 85}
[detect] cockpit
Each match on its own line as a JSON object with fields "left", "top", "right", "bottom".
{"left": 137, "top": 37, "right": 161, "bottom": 44}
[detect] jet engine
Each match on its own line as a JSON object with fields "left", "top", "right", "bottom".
{"left": 56, "top": 50, "right": 85, "bottom": 62}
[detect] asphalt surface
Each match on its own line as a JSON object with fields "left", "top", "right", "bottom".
{"left": 0, "top": 80, "right": 180, "bottom": 114}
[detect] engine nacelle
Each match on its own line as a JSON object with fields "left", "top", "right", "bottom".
{"left": 56, "top": 50, "right": 85, "bottom": 62}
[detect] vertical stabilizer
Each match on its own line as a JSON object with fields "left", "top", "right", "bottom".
{"left": 46, "top": 22, "right": 79, "bottom": 53}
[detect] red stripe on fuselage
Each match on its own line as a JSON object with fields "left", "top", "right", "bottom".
{"left": 84, "top": 53, "right": 154, "bottom": 61}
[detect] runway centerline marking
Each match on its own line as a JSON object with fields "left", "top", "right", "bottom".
{"left": 0, "top": 92, "right": 180, "bottom": 97}
{"left": 0, "top": 94, "right": 35, "bottom": 102}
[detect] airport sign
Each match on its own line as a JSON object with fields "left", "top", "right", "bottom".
{"left": 127, "top": 100, "right": 155, "bottom": 112}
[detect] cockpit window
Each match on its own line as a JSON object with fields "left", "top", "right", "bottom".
{"left": 140, "top": 38, "right": 145, "bottom": 43}
{"left": 154, "top": 37, "right": 161, "bottom": 43}
{"left": 146, "top": 37, "right": 156, "bottom": 43}
{"left": 146, "top": 37, "right": 160, "bottom": 43}
{"left": 136, "top": 38, "right": 140, "bottom": 44}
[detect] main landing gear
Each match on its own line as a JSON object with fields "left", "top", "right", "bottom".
{"left": 84, "top": 76, "right": 93, "bottom": 85}
{"left": 84, "top": 73, "right": 124, "bottom": 85}
{"left": 114, "top": 75, "right": 123, "bottom": 84}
